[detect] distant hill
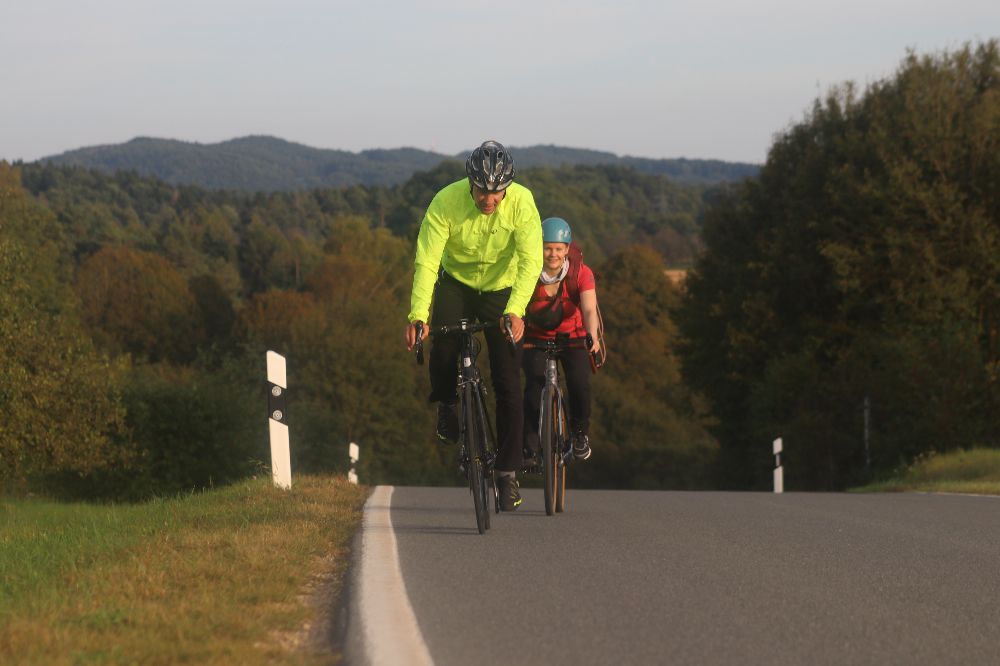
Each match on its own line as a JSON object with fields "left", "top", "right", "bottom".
{"left": 40, "top": 136, "right": 445, "bottom": 191}
{"left": 512, "top": 145, "right": 759, "bottom": 185}
{"left": 40, "top": 135, "right": 759, "bottom": 191}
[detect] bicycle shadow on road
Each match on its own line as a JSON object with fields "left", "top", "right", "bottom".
{"left": 379, "top": 504, "right": 494, "bottom": 536}
{"left": 391, "top": 525, "right": 484, "bottom": 536}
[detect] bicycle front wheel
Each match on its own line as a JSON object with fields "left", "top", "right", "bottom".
{"left": 464, "top": 387, "right": 489, "bottom": 533}
{"left": 473, "top": 383, "right": 499, "bottom": 517}
{"left": 555, "top": 399, "right": 568, "bottom": 513}
{"left": 540, "top": 390, "right": 558, "bottom": 516}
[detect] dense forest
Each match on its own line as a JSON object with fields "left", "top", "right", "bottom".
{"left": 42, "top": 136, "right": 760, "bottom": 191}
{"left": 0, "top": 156, "right": 716, "bottom": 499}
{"left": 676, "top": 41, "right": 1000, "bottom": 490}
{"left": 4, "top": 41, "right": 995, "bottom": 499}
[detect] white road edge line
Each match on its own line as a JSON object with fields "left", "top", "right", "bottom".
{"left": 358, "top": 485, "right": 434, "bottom": 666}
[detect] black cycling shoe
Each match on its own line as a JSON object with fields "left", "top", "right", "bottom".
{"left": 497, "top": 475, "right": 522, "bottom": 511}
{"left": 572, "top": 434, "right": 592, "bottom": 461}
{"left": 436, "top": 401, "right": 459, "bottom": 443}
{"left": 522, "top": 432, "right": 541, "bottom": 470}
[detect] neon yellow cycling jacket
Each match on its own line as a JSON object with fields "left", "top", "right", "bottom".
{"left": 407, "top": 179, "right": 543, "bottom": 324}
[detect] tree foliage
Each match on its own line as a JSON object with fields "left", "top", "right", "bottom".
{"left": 676, "top": 41, "right": 1000, "bottom": 489}
{"left": 519, "top": 165, "right": 708, "bottom": 266}
{"left": 0, "top": 166, "right": 127, "bottom": 490}
{"left": 578, "top": 246, "right": 717, "bottom": 489}
{"left": 76, "top": 246, "right": 203, "bottom": 363}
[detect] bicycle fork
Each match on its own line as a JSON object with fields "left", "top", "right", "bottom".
{"left": 457, "top": 358, "right": 494, "bottom": 474}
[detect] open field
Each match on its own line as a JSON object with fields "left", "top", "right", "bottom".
{"left": 1, "top": 476, "right": 369, "bottom": 665}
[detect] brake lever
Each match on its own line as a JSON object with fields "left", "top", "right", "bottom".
{"left": 414, "top": 322, "right": 425, "bottom": 365}
{"left": 503, "top": 314, "right": 516, "bottom": 352}
{"left": 585, "top": 333, "right": 599, "bottom": 373}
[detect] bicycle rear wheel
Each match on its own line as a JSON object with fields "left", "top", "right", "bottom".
{"left": 464, "top": 387, "right": 489, "bottom": 533}
{"left": 540, "top": 390, "right": 557, "bottom": 516}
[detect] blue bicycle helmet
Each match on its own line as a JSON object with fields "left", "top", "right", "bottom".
{"left": 541, "top": 217, "right": 572, "bottom": 243}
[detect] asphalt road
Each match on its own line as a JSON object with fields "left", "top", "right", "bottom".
{"left": 347, "top": 486, "right": 1000, "bottom": 665}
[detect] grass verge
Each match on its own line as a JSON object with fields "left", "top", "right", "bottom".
{"left": 852, "top": 447, "right": 1000, "bottom": 495}
{"left": 1, "top": 475, "right": 370, "bottom": 665}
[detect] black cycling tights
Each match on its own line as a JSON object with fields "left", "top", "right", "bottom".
{"left": 427, "top": 272, "right": 524, "bottom": 473}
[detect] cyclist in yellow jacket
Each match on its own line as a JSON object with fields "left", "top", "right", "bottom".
{"left": 404, "top": 140, "right": 543, "bottom": 511}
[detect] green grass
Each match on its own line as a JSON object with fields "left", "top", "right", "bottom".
{"left": 1, "top": 475, "right": 369, "bottom": 665}
{"left": 852, "top": 448, "right": 1000, "bottom": 495}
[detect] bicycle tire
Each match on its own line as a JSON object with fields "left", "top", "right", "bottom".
{"left": 471, "top": 387, "right": 492, "bottom": 530}
{"left": 464, "top": 387, "right": 489, "bottom": 534}
{"left": 555, "top": 399, "right": 568, "bottom": 513}
{"left": 540, "top": 390, "right": 557, "bottom": 516}
{"left": 473, "top": 384, "right": 499, "bottom": 518}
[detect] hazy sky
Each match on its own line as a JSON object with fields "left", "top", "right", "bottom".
{"left": 2, "top": 0, "right": 996, "bottom": 163}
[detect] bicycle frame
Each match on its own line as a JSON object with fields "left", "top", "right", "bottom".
{"left": 524, "top": 334, "right": 593, "bottom": 515}
{"left": 541, "top": 357, "right": 571, "bottom": 463}
{"left": 415, "top": 318, "right": 505, "bottom": 532}
{"left": 455, "top": 323, "right": 498, "bottom": 493}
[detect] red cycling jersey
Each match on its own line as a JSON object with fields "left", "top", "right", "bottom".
{"left": 523, "top": 262, "right": 596, "bottom": 340}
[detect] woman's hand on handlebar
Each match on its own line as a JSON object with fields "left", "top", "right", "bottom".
{"left": 405, "top": 321, "right": 429, "bottom": 351}
{"left": 501, "top": 313, "right": 524, "bottom": 344}
{"left": 589, "top": 337, "right": 601, "bottom": 356}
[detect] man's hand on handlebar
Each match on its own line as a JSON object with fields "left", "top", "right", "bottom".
{"left": 501, "top": 313, "right": 524, "bottom": 344}
{"left": 405, "top": 321, "right": 429, "bottom": 352}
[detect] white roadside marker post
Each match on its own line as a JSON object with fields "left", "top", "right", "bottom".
{"left": 266, "top": 351, "right": 292, "bottom": 490}
{"left": 773, "top": 437, "right": 783, "bottom": 494}
{"left": 348, "top": 442, "right": 359, "bottom": 485}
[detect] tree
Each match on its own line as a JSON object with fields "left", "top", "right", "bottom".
{"left": 76, "top": 245, "right": 203, "bottom": 363}
{"left": 0, "top": 165, "right": 127, "bottom": 489}
{"left": 676, "top": 41, "right": 1000, "bottom": 489}
{"left": 576, "top": 246, "right": 717, "bottom": 489}
{"left": 235, "top": 210, "right": 451, "bottom": 484}
{"left": 189, "top": 273, "right": 236, "bottom": 350}
{"left": 237, "top": 215, "right": 296, "bottom": 293}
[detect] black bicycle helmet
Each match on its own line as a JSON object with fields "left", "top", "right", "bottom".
{"left": 466, "top": 140, "right": 516, "bottom": 192}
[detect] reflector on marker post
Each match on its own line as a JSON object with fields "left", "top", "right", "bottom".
{"left": 348, "top": 442, "right": 359, "bottom": 485}
{"left": 773, "top": 437, "right": 783, "bottom": 494}
{"left": 266, "top": 351, "right": 292, "bottom": 489}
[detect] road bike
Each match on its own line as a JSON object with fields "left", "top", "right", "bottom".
{"left": 415, "top": 318, "right": 512, "bottom": 534}
{"left": 523, "top": 333, "right": 595, "bottom": 515}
